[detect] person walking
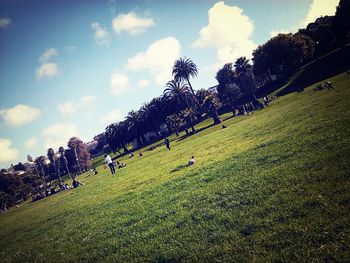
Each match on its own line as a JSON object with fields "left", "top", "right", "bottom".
{"left": 104, "top": 154, "right": 115, "bottom": 175}
{"left": 164, "top": 138, "right": 170, "bottom": 151}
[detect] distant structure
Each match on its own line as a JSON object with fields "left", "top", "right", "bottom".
{"left": 208, "top": 85, "right": 218, "bottom": 94}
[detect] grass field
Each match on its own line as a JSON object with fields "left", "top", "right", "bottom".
{"left": 1, "top": 73, "right": 350, "bottom": 262}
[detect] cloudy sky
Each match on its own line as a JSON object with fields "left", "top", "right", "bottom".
{"left": 0, "top": 0, "right": 339, "bottom": 168}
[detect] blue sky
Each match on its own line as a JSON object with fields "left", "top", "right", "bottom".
{"left": 0, "top": 0, "right": 339, "bottom": 168}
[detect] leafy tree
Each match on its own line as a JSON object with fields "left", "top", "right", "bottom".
{"left": 34, "top": 156, "right": 47, "bottom": 181}
{"left": 215, "top": 63, "right": 236, "bottom": 101}
{"left": 300, "top": 16, "right": 336, "bottom": 56}
{"left": 105, "top": 122, "right": 129, "bottom": 153}
{"left": 253, "top": 33, "right": 315, "bottom": 81}
{"left": 59, "top": 146, "right": 71, "bottom": 178}
{"left": 234, "top": 57, "right": 257, "bottom": 102}
{"left": 140, "top": 102, "right": 161, "bottom": 136}
{"left": 47, "top": 148, "right": 56, "bottom": 181}
{"left": 13, "top": 162, "right": 26, "bottom": 171}
{"left": 166, "top": 113, "right": 183, "bottom": 136}
{"left": 333, "top": 0, "right": 350, "bottom": 44}
{"left": 196, "top": 89, "right": 211, "bottom": 106}
{"left": 234, "top": 57, "right": 252, "bottom": 75}
{"left": 67, "top": 137, "right": 91, "bottom": 172}
{"left": 180, "top": 108, "right": 196, "bottom": 133}
{"left": 225, "top": 83, "right": 243, "bottom": 115}
{"left": 126, "top": 110, "right": 147, "bottom": 146}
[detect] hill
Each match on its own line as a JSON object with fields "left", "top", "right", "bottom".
{"left": 0, "top": 73, "right": 349, "bottom": 262}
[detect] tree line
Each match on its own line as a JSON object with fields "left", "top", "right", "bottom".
{"left": 0, "top": 137, "right": 91, "bottom": 210}
{"left": 104, "top": 0, "right": 350, "bottom": 154}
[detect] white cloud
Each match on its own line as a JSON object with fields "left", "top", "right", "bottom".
{"left": 270, "top": 30, "right": 290, "bottom": 38}
{"left": 110, "top": 72, "right": 130, "bottom": 96}
{"left": 304, "top": 0, "right": 338, "bottom": 26}
{"left": 112, "top": 12, "right": 155, "bottom": 35}
{"left": 0, "top": 139, "right": 19, "bottom": 164}
{"left": 91, "top": 22, "right": 111, "bottom": 46}
{"left": 137, "top": 79, "right": 150, "bottom": 89}
{"left": 101, "top": 109, "right": 123, "bottom": 125}
{"left": 58, "top": 95, "right": 97, "bottom": 116}
{"left": 42, "top": 122, "right": 79, "bottom": 150}
{"left": 39, "top": 48, "right": 58, "bottom": 63}
{"left": 193, "top": 1, "right": 254, "bottom": 49}
{"left": 25, "top": 137, "right": 37, "bottom": 149}
{"left": 36, "top": 62, "right": 59, "bottom": 78}
{"left": 216, "top": 40, "right": 257, "bottom": 69}
{"left": 0, "top": 18, "right": 11, "bottom": 29}
{"left": 0, "top": 104, "right": 41, "bottom": 126}
{"left": 126, "top": 37, "right": 181, "bottom": 86}
{"left": 193, "top": 2, "right": 256, "bottom": 69}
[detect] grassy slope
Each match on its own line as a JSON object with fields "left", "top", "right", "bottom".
{"left": 1, "top": 73, "right": 350, "bottom": 262}
{"left": 273, "top": 44, "right": 350, "bottom": 97}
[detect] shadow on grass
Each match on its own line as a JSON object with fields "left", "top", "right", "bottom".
{"left": 176, "top": 123, "right": 217, "bottom": 142}
{"left": 170, "top": 164, "right": 188, "bottom": 173}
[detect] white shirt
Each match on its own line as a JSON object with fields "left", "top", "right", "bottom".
{"left": 105, "top": 155, "right": 112, "bottom": 164}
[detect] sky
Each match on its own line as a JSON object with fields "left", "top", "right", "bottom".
{"left": 0, "top": 0, "right": 340, "bottom": 168}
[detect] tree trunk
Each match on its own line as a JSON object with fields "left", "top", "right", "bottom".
{"left": 122, "top": 143, "right": 128, "bottom": 153}
{"left": 186, "top": 77, "right": 200, "bottom": 110}
{"left": 141, "top": 133, "right": 147, "bottom": 144}
{"left": 211, "top": 108, "right": 221, "bottom": 124}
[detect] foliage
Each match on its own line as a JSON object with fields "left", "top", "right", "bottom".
{"left": 224, "top": 83, "right": 243, "bottom": 111}
{"left": 172, "top": 57, "right": 198, "bottom": 96}
{"left": 163, "top": 80, "right": 194, "bottom": 111}
{"left": 299, "top": 16, "right": 336, "bottom": 56}
{"left": 253, "top": 33, "right": 315, "bottom": 81}
{"left": 201, "top": 93, "right": 222, "bottom": 124}
{"left": 333, "top": 0, "right": 350, "bottom": 44}
{"left": 215, "top": 63, "right": 236, "bottom": 99}
{"left": 13, "top": 162, "right": 26, "bottom": 171}
{"left": 166, "top": 113, "right": 183, "bottom": 136}
{"left": 67, "top": 137, "right": 91, "bottom": 171}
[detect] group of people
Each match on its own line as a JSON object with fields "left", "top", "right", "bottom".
{"left": 103, "top": 137, "right": 196, "bottom": 175}
{"left": 32, "top": 181, "right": 81, "bottom": 202}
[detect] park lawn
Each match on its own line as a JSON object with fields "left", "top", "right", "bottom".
{"left": 0, "top": 73, "right": 350, "bottom": 262}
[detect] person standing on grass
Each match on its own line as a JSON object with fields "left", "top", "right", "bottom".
{"left": 164, "top": 138, "right": 170, "bottom": 151}
{"left": 104, "top": 154, "right": 115, "bottom": 175}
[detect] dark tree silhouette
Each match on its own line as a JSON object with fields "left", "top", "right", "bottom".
{"left": 172, "top": 57, "right": 198, "bottom": 97}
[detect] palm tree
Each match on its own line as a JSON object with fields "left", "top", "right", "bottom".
{"left": 172, "top": 57, "right": 198, "bottom": 97}
{"left": 163, "top": 80, "right": 193, "bottom": 111}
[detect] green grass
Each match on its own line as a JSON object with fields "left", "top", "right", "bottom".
{"left": 1, "top": 73, "right": 350, "bottom": 262}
